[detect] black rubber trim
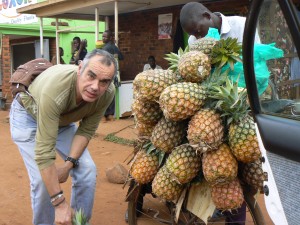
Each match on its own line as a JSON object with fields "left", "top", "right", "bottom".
{"left": 256, "top": 114, "right": 300, "bottom": 162}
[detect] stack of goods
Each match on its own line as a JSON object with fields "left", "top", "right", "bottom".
{"left": 129, "top": 37, "right": 267, "bottom": 212}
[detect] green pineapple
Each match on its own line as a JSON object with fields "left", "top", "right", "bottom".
{"left": 165, "top": 144, "right": 201, "bottom": 184}
{"left": 133, "top": 69, "right": 179, "bottom": 101}
{"left": 150, "top": 117, "right": 187, "bottom": 153}
{"left": 210, "top": 77, "right": 262, "bottom": 163}
{"left": 159, "top": 82, "right": 207, "bottom": 121}
{"left": 152, "top": 165, "right": 183, "bottom": 201}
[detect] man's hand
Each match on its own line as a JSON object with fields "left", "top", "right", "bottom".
{"left": 57, "top": 163, "right": 72, "bottom": 183}
{"left": 55, "top": 200, "right": 73, "bottom": 225}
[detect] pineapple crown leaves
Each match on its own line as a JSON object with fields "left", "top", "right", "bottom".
{"left": 211, "top": 37, "right": 242, "bottom": 70}
{"left": 202, "top": 67, "right": 230, "bottom": 92}
{"left": 145, "top": 142, "right": 166, "bottom": 166}
{"left": 164, "top": 46, "right": 189, "bottom": 72}
{"left": 210, "top": 76, "right": 250, "bottom": 125}
{"left": 72, "top": 209, "right": 90, "bottom": 225}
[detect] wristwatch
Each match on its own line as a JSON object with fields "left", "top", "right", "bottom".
{"left": 65, "top": 156, "right": 79, "bottom": 168}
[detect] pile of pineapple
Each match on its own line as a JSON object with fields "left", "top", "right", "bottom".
{"left": 129, "top": 37, "right": 267, "bottom": 213}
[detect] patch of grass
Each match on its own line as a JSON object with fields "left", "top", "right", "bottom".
{"left": 104, "top": 133, "right": 135, "bottom": 146}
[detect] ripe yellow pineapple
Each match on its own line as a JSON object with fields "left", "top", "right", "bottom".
{"left": 133, "top": 69, "right": 179, "bottom": 101}
{"left": 187, "top": 108, "right": 224, "bottom": 152}
{"left": 202, "top": 143, "right": 238, "bottom": 185}
{"left": 210, "top": 77, "right": 261, "bottom": 163}
{"left": 166, "top": 144, "right": 201, "bottom": 184}
{"left": 211, "top": 178, "right": 244, "bottom": 210}
{"left": 130, "top": 149, "right": 159, "bottom": 184}
{"left": 241, "top": 159, "right": 267, "bottom": 193}
{"left": 159, "top": 82, "right": 207, "bottom": 121}
{"left": 132, "top": 99, "right": 162, "bottom": 125}
{"left": 178, "top": 50, "right": 211, "bottom": 83}
{"left": 152, "top": 166, "right": 183, "bottom": 201}
{"left": 150, "top": 117, "right": 187, "bottom": 153}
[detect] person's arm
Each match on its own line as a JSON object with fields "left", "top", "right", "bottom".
{"left": 56, "top": 135, "right": 89, "bottom": 183}
{"left": 34, "top": 92, "right": 73, "bottom": 224}
{"left": 41, "top": 165, "right": 73, "bottom": 225}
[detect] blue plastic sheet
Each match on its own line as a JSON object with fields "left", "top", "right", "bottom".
{"left": 205, "top": 28, "right": 284, "bottom": 95}
{"left": 225, "top": 43, "right": 284, "bottom": 95}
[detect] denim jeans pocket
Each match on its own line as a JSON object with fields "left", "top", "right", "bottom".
{"left": 10, "top": 101, "right": 37, "bottom": 142}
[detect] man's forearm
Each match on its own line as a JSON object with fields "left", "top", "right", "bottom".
{"left": 68, "top": 135, "right": 89, "bottom": 159}
{"left": 41, "top": 164, "right": 62, "bottom": 197}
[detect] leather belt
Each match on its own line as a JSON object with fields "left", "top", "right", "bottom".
{"left": 16, "top": 95, "right": 24, "bottom": 107}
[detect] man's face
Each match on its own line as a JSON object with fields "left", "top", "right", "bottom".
{"left": 183, "top": 16, "right": 213, "bottom": 39}
{"left": 148, "top": 58, "right": 155, "bottom": 68}
{"left": 102, "top": 32, "right": 110, "bottom": 44}
{"left": 76, "top": 55, "right": 115, "bottom": 103}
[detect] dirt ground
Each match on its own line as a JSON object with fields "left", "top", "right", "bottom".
{"left": 0, "top": 110, "right": 274, "bottom": 225}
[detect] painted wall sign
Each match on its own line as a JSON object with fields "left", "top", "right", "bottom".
{"left": 0, "top": 0, "right": 38, "bottom": 24}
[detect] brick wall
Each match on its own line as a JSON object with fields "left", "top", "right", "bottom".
{"left": 1, "top": 36, "right": 56, "bottom": 103}
{"left": 1, "top": 35, "right": 12, "bottom": 100}
{"left": 109, "top": 6, "right": 182, "bottom": 81}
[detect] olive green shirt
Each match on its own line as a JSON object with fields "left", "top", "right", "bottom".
{"left": 20, "top": 64, "right": 115, "bottom": 170}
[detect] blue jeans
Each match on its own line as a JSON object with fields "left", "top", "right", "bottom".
{"left": 9, "top": 98, "right": 97, "bottom": 225}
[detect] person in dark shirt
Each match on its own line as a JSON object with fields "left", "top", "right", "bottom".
{"left": 70, "top": 36, "right": 88, "bottom": 65}
{"left": 101, "top": 30, "right": 124, "bottom": 121}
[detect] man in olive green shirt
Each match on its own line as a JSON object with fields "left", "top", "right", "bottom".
{"left": 10, "top": 49, "right": 116, "bottom": 225}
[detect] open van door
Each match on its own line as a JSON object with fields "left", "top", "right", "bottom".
{"left": 243, "top": 0, "right": 300, "bottom": 224}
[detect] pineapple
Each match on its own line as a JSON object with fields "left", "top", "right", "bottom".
{"left": 165, "top": 47, "right": 211, "bottom": 83}
{"left": 150, "top": 117, "right": 187, "bottom": 153}
{"left": 165, "top": 37, "right": 242, "bottom": 83}
{"left": 159, "top": 82, "right": 207, "bottom": 121}
{"left": 152, "top": 165, "right": 183, "bottom": 201}
{"left": 189, "top": 37, "right": 218, "bottom": 55}
{"left": 159, "top": 68, "right": 230, "bottom": 122}
{"left": 166, "top": 144, "right": 201, "bottom": 184}
{"left": 202, "top": 143, "right": 238, "bottom": 185}
{"left": 187, "top": 108, "right": 224, "bottom": 152}
{"left": 132, "top": 99, "right": 162, "bottom": 125}
{"left": 211, "top": 178, "right": 244, "bottom": 211}
{"left": 135, "top": 121, "right": 155, "bottom": 138}
{"left": 178, "top": 50, "right": 211, "bottom": 83}
{"left": 228, "top": 115, "right": 261, "bottom": 163}
{"left": 72, "top": 209, "right": 90, "bottom": 225}
{"left": 130, "top": 149, "right": 160, "bottom": 184}
{"left": 133, "top": 69, "right": 179, "bottom": 101}
{"left": 210, "top": 77, "right": 262, "bottom": 163}
{"left": 241, "top": 159, "right": 267, "bottom": 193}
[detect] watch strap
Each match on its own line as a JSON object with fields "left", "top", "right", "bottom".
{"left": 65, "top": 156, "right": 79, "bottom": 168}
